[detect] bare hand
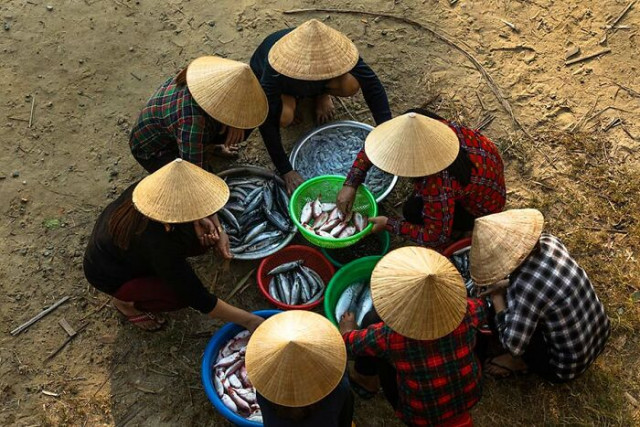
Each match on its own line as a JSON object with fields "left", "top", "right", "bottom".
{"left": 282, "top": 170, "right": 305, "bottom": 195}
{"left": 194, "top": 217, "right": 220, "bottom": 247}
{"left": 216, "top": 230, "right": 233, "bottom": 260}
{"left": 368, "top": 216, "right": 388, "bottom": 233}
{"left": 336, "top": 185, "right": 357, "bottom": 214}
{"left": 220, "top": 125, "right": 245, "bottom": 152}
{"left": 339, "top": 312, "right": 357, "bottom": 334}
{"left": 477, "top": 279, "right": 510, "bottom": 298}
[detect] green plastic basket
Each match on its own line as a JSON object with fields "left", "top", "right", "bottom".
{"left": 324, "top": 256, "right": 382, "bottom": 326}
{"left": 289, "top": 175, "right": 378, "bottom": 249}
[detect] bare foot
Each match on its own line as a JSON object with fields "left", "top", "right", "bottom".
{"left": 113, "top": 298, "right": 165, "bottom": 331}
{"left": 315, "top": 94, "right": 335, "bottom": 124}
{"left": 349, "top": 366, "right": 379, "bottom": 393}
{"left": 485, "top": 353, "right": 528, "bottom": 378}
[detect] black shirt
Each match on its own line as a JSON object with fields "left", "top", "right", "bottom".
{"left": 83, "top": 183, "right": 217, "bottom": 313}
{"left": 256, "top": 374, "right": 354, "bottom": 427}
{"left": 250, "top": 28, "right": 392, "bottom": 174}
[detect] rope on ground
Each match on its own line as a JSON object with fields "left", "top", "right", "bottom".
{"left": 283, "top": 8, "right": 557, "bottom": 168}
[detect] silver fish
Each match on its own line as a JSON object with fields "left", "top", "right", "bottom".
{"left": 321, "top": 202, "right": 336, "bottom": 211}
{"left": 353, "top": 212, "right": 367, "bottom": 232}
{"left": 268, "top": 278, "right": 281, "bottom": 302}
{"left": 228, "top": 374, "right": 243, "bottom": 389}
{"left": 277, "top": 274, "right": 291, "bottom": 304}
{"left": 244, "top": 221, "right": 269, "bottom": 243}
{"left": 301, "top": 201, "right": 313, "bottom": 224}
{"left": 338, "top": 225, "right": 356, "bottom": 238}
{"left": 319, "top": 218, "right": 340, "bottom": 232}
{"left": 264, "top": 208, "right": 290, "bottom": 232}
{"left": 214, "top": 352, "right": 241, "bottom": 368}
{"left": 335, "top": 283, "right": 358, "bottom": 321}
{"left": 290, "top": 274, "right": 302, "bottom": 305}
{"left": 329, "top": 222, "right": 347, "bottom": 237}
{"left": 312, "top": 197, "right": 323, "bottom": 218}
{"left": 313, "top": 212, "right": 329, "bottom": 230}
{"left": 268, "top": 259, "right": 304, "bottom": 275}
{"left": 214, "top": 373, "right": 224, "bottom": 397}
{"left": 244, "top": 191, "right": 264, "bottom": 212}
{"left": 221, "top": 394, "right": 237, "bottom": 412}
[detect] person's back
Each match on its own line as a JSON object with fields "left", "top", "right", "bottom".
{"left": 507, "top": 233, "right": 610, "bottom": 379}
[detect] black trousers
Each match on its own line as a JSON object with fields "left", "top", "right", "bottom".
{"left": 520, "top": 326, "right": 568, "bottom": 383}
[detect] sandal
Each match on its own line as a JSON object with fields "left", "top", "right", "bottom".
{"left": 348, "top": 373, "right": 377, "bottom": 400}
{"left": 485, "top": 357, "right": 528, "bottom": 379}
{"left": 114, "top": 305, "right": 165, "bottom": 332}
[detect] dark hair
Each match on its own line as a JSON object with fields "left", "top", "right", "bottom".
{"left": 108, "top": 197, "right": 148, "bottom": 250}
{"left": 175, "top": 67, "right": 188, "bottom": 86}
{"left": 404, "top": 108, "right": 474, "bottom": 187}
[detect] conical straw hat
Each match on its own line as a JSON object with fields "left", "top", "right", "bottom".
{"left": 246, "top": 311, "right": 347, "bottom": 407}
{"left": 370, "top": 247, "right": 467, "bottom": 340}
{"left": 470, "top": 209, "right": 544, "bottom": 286}
{"left": 186, "top": 56, "right": 268, "bottom": 129}
{"left": 365, "top": 112, "right": 460, "bottom": 177}
{"left": 132, "top": 159, "right": 229, "bottom": 223}
{"left": 268, "top": 19, "right": 359, "bottom": 81}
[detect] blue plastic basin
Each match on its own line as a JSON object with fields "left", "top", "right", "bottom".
{"left": 201, "top": 310, "right": 281, "bottom": 426}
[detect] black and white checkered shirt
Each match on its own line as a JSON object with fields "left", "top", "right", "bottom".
{"left": 495, "top": 233, "right": 610, "bottom": 380}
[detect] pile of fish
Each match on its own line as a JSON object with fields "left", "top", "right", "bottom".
{"left": 300, "top": 196, "right": 367, "bottom": 239}
{"left": 293, "top": 127, "right": 395, "bottom": 198}
{"left": 213, "top": 330, "right": 262, "bottom": 423}
{"left": 449, "top": 248, "right": 478, "bottom": 297}
{"left": 219, "top": 176, "right": 294, "bottom": 258}
{"left": 267, "top": 260, "right": 326, "bottom": 306}
{"left": 335, "top": 280, "right": 373, "bottom": 327}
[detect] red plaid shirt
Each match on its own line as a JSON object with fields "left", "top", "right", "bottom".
{"left": 342, "top": 299, "right": 487, "bottom": 426}
{"left": 345, "top": 121, "right": 505, "bottom": 250}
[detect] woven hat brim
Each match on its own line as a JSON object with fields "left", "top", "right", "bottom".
{"left": 187, "top": 56, "right": 268, "bottom": 129}
{"left": 246, "top": 311, "right": 347, "bottom": 407}
{"left": 470, "top": 209, "right": 544, "bottom": 286}
{"left": 370, "top": 247, "right": 467, "bottom": 340}
{"left": 268, "top": 20, "right": 359, "bottom": 81}
{"left": 132, "top": 159, "right": 230, "bottom": 223}
{"left": 365, "top": 113, "right": 460, "bottom": 177}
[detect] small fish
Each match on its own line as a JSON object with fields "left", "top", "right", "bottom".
{"left": 353, "top": 212, "right": 367, "bottom": 232}
{"left": 246, "top": 236, "right": 281, "bottom": 252}
{"left": 264, "top": 208, "right": 291, "bottom": 232}
{"left": 317, "top": 230, "right": 333, "bottom": 238}
{"left": 247, "top": 413, "right": 263, "bottom": 422}
{"left": 335, "top": 284, "right": 357, "bottom": 321}
{"left": 356, "top": 288, "right": 373, "bottom": 327}
{"left": 301, "top": 201, "right": 313, "bottom": 224}
{"left": 268, "top": 260, "right": 304, "bottom": 275}
{"left": 312, "top": 212, "right": 329, "bottom": 230}
{"left": 225, "top": 359, "right": 244, "bottom": 377}
{"left": 329, "top": 222, "right": 347, "bottom": 237}
{"left": 262, "top": 183, "right": 274, "bottom": 212}
{"left": 312, "top": 196, "right": 323, "bottom": 218}
{"left": 338, "top": 225, "right": 356, "bottom": 238}
{"left": 228, "top": 388, "right": 252, "bottom": 413}
{"left": 329, "top": 207, "right": 343, "bottom": 222}
{"left": 319, "top": 218, "right": 340, "bottom": 232}
{"left": 290, "top": 274, "right": 302, "bottom": 305}
{"left": 221, "top": 394, "right": 237, "bottom": 412}
{"left": 236, "top": 388, "right": 257, "bottom": 404}
{"left": 277, "top": 274, "right": 291, "bottom": 304}
{"left": 243, "top": 186, "right": 263, "bottom": 204}
{"left": 244, "top": 191, "right": 264, "bottom": 212}
{"left": 244, "top": 221, "right": 268, "bottom": 243}
{"left": 214, "top": 352, "right": 241, "bottom": 368}
{"left": 214, "top": 373, "right": 224, "bottom": 397}
{"left": 228, "top": 374, "right": 243, "bottom": 389}
{"left": 268, "top": 278, "right": 281, "bottom": 302}
{"left": 321, "top": 202, "right": 336, "bottom": 212}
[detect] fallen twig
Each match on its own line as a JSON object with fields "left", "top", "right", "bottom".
{"left": 283, "top": 8, "right": 527, "bottom": 134}
{"left": 612, "top": 81, "right": 640, "bottom": 98}
{"left": 28, "top": 96, "right": 35, "bottom": 128}
{"left": 564, "top": 48, "right": 611, "bottom": 66}
{"left": 130, "top": 72, "right": 142, "bottom": 81}
{"left": 475, "top": 113, "right": 495, "bottom": 131}
{"left": 44, "top": 323, "right": 88, "bottom": 363}
{"left": 225, "top": 268, "right": 255, "bottom": 300}
{"left": 582, "top": 226, "right": 628, "bottom": 235}
{"left": 499, "top": 19, "right": 519, "bottom": 32}
{"left": 335, "top": 96, "right": 357, "bottom": 121}
{"left": 570, "top": 96, "right": 599, "bottom": 133}
{"left": 608, "top": 1, "right": 636, "bottom": 30}
{"left": 490, "top": 44, "right": 536, "bottom": 53}
{"left": 603, "top": 117, "right": 622, "bottom": 132}
{"left": 79, "top": 298, "right": 109, "bottom": 321}
{"left": 8, "top": 116, "right": 29, "bottom": 122}
{"left": 11, "top": 296, "right": 70, "bottom": 336}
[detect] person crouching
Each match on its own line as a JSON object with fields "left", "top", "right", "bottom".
{"left": 245, "top": 311, "right": 354, "bottom": 427}
{"left": 340, "top": 247, "right": 487, "bottom": 426}
{"left": 470, "top": 209, "right": 610, "bottom": 381}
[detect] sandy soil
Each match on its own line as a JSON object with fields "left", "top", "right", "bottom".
{"left": 1, "top": 0, "right": 639, "bottom": 425}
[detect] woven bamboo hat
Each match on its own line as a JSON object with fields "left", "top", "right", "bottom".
{"left": 186, "top": 56, "right": 268, "bottom": 129}
{"left": 132, "top": 158, "right": 229, "bottom": 223}
{"left": 268, "top": 19, "right": 359, "bottom": 81}
{"left": 470, "top": 209, "right": 545, "bottom": 286}
{"left": 246, "top": 311, "right": 347, "bottom": 407}
{"left": 364, "top": 112, "right": 460, "bottom": 177}
{"left": 370, "top": 247, "right": 467, "bottom": 340}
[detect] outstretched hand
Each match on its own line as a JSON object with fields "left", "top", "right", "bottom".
{"left": 194, "top": 217, "right": 220, "bottom": 247}
{"left": 336, "top": 185, "right": 357, "bottom": 214}
{"left": 339, "top": 312, "right": 357, "bottom": 334}
{"left": 282, "top": 170, "right": 304, "bottom": 195}
{"left": 368, "top": 216, "right": 388, "bottom": 233}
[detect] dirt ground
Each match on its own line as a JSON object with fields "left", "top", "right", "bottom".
{"left": 1, "top": 0, "right": 639, "bottom": 425}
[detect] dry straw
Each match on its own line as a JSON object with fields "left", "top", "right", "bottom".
{"left": 364, "top": 112, "right": 460, "bottom": 177}
{"left": 245, "top": 311, "right": 347, "bottom": 407}
{"left": 132, "top": 159, "right": 229, "bottom": 223}
{"left": 371, "top": 247, "right": 467, "bottom": 340}
{"left": 470, "top": 209, "right": 544, "bottom": 285}
{"left": 186, "top": 56, "right": 268, "bottom": 129}
{"left": 268, "top": 19, "right": 359, "bottom": 81}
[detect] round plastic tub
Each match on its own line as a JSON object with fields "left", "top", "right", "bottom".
{"left": 289, "top": 175, "right": 378, "bottom": 249}
{"left": 201, "top": 309, "right": 281, "bottom": 427}
{"left": 256, "top": 245, "right": 335, "bottom": 310}
{"left": 321, "top": 231, "right": 390, "bottom": 268}
{"left": 442, "top": 237, "right": 472, "bottom": 257}
{"left": 323, "top": 256, "right": 382, "bottom": 326}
